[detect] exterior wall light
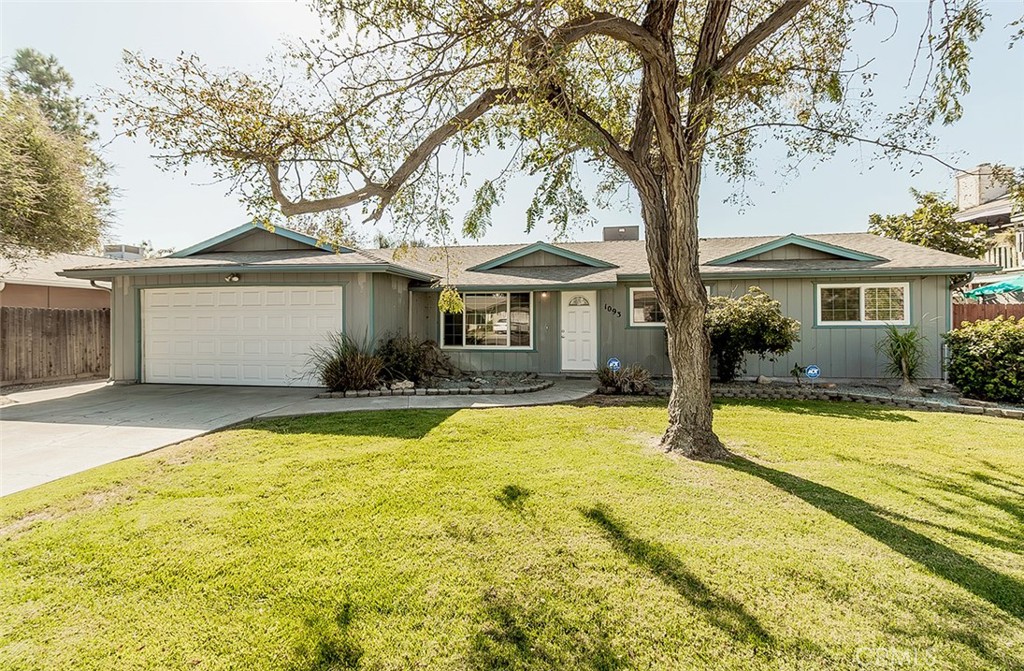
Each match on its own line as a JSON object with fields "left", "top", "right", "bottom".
{"left": 225, "top": 273, "right": 241, "bottom": 283}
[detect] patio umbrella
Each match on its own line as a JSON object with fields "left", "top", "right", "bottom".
{"left": 964, "top": 274, "right": 1024, "bottom": 298}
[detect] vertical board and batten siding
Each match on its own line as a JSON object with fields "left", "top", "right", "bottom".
{"left": 744, "top": 245, "right": 837, "bottom": 261}
{"left": 204, "top": 229, "right": 319, "bottom": 253}
{"left": 0, "top": 307, "right": 110, "bottom": 384}
{"left": 410, "top": 291, "right": 561, "bottom": 373}
{"left": 597, "top": 285, "right": 671, "bottom": 375}
{"left": 708, "top": 275, "right": 950, "bottom": 379}
{"left": 410, "top": 288, "right": 668, "bottom": 375}
{"left": 372, "top": 274, "right": 411, "bottom": 341}
{"left": 110, "top": 271, "right": 376, "bottom": 382}
{"left": 409, "top": 275, "right": 953, "bottom": 379}
{"left": 502, "top": 251, "right": 583, "bottom": 267}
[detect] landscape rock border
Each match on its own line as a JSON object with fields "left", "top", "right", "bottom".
{"left": 317, "top": 380, "right": 554, "bottom": 399}
{"left": 596, "top": 383, "right": 1024, "bottom": 421}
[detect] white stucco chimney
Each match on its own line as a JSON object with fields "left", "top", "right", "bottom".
{"left": 956, "top": 163, "right": 1009, "bottom": 211}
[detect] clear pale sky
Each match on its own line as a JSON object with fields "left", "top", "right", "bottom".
{"left": 2, "top": 1, "right": 1022, "bottom": 250}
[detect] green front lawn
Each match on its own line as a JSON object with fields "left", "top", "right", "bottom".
{"left": 2, "top": 400, "right": 1023, "bottom": 670}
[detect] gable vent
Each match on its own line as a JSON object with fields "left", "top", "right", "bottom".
{"left": 603, "top": 226, "right": 639, "bottom": 241}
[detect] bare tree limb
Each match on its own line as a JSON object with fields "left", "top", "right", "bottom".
{"left": 708, "top": 121, "right": 961, "bottom": 171}
{"left": 545, "top": 11, "right": 667, "bottom": 64}
{"left": 252, "top": 86, "right": 526, "bottom": 218}
{"left": 714, "top": 1, "right": 811, "bottom": 76}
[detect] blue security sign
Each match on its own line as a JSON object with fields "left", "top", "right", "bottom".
{"left": 606, "top": 357, "right": 622, "bottom": 372}
{"left": 805, "top": 364, "right": 821, "bottom": 379}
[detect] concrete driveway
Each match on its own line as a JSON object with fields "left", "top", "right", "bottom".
{"left": 1, "top": 383, "right": 316, "bottom": 496}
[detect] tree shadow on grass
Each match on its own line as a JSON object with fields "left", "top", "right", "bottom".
{"left": 255, "top": 409, "right": 459, "bottom": 440}
{"left": 715, "top": 398, "right": 917, "bottom": 423}
{"left": 469, "top": 587, "right": 624, "bottom": 671}
{"left": 581, "top": 504, "right": 772, "bottom": 645}
{"left": 724, "top": 457, "right": 1024, "bottom": 620}
{"left": 290, "top": 599, "right": 362, "bottom": 671}
{"left": 494, "top": 484, "right": 531, "bottom": 512}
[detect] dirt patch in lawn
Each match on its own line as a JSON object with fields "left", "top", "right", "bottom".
{"left": 0, "top": 485, "right": 133, "bottom": 539}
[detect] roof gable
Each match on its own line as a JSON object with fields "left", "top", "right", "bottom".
{"left": 171, "top": 223, "right": 353, "bottom": 258}
{"left": 705, "top": 234, "right": 886, "bottom": 266}
{"left": 469, "top": 242, "right": 616, "bottom": 271}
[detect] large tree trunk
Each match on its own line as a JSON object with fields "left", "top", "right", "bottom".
{"left": 637, "top": 170, "right": 730, "bottom": 461}
{"left": 660, "top": 295, "right": 729, "bottom": 459}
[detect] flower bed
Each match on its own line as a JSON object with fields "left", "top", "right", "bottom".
{"left": 317, "top": 380, "right": 553, "bottom": 399}
{"left": 597, "top": 382, "right": 1024, "bottom": 421}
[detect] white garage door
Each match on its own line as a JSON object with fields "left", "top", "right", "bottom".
{"left": 142, "top": 286, "right": 342, "bottom": 386}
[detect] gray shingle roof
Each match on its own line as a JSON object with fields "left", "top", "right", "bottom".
{"left": 60, "top": 249, "right": 437, "bottom": 280}
{"left": 370, "top": 232, "right": 997, "bottom": 287}
{"left": 2, "top": 251, "right": 118, "bottom": 289}
{"left": 62, "top": 231, "right": 997, "bottom": 286}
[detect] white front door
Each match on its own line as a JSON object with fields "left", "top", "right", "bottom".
{"left": 560, "top": 290, "right": 598, "bottom": 371}
{"left": 142, "top": 286, "right": 342, "bottom": 386}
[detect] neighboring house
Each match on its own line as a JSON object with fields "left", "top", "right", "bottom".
{"left": 1, "top": 252, "right": 112, "bottom": 308}
{"left": 103, "top": 244, "right": 145, "bottom": 261}
{"left": 955, "top": 164, "right": 1023, "bottom": 278}
{"left": 61, "top": 223, "right": 996, "bottom": 387}
{"left": 1, "top": 252, "right": 116, "bottom": 386}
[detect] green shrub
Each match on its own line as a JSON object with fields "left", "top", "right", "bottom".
{"left": 307, "top": 333, "right": 383, "bottom": 391}
{"left": 706, "top": 288, "right": 801, "bottom": 382}
{"left": 375, "top": 334, "right": 431, "bottom": 382}
{"left": 943, "top": 316, "right": 1024, "bottom": 402}
{"left": 875, "top": 324, "right": 928, "bottom": 385}
{"left": 597, "top": 364, "right": 653, "bottom": 394}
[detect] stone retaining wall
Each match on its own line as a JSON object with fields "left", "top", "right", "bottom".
{"left": 597, "top": 384, "right": 1024, "bottom": 421}
{"left": 318, "top": 380, "right": 554, "bottom": 399}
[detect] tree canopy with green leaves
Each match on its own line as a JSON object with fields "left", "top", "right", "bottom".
{"left": 0, "top": 92, "right": 108, "bottom": 263}
{"left": 111, "top": 0, "right": 1013, "bottom": 458}
{"left": 868, "top": 189, "right": 989, "bottom": 259}
{"left": 1, "top": 49, "right": 112, "bottom": 262}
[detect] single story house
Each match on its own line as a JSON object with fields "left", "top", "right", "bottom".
{"left": 61, "top": 223, "right": 997, "bottom": 387}
{"left": 1, "top": 252, "right": 113, "bottom": 309}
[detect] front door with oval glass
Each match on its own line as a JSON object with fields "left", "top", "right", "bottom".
{"left": 560, "top": 291, "right": 597, "bottom": 371}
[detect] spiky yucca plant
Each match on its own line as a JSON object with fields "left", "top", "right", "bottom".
{"left": 875, "top": 325, "right": 928, "bottom": 397}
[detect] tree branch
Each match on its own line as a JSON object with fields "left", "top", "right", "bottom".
{"left": 254, "top": 86, "right": 526, "bottom": 218}
{"left": 714, "top": 1, "right": 811, "bottom": 76}
{"left": 545, "top": 12, "right": 667, "bottom": 64}
{"left": 708, "top": 121, "right": 961, "bottom": 171}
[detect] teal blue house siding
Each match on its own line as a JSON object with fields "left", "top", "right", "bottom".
{"left": 408, "top": 275, "right": 952, "bottom": 380}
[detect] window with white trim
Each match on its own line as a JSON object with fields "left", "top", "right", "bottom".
{"left": 442, "top": 292, "right": 533, "bottom": 348}
{"left": 629, "top": 286, "right": 712, "bottom": 326}
{"left": 629, "top": 287, "right": 665, "bottom": 326}
{"left": 817, "top": 283, "right": 910, "bottom": 326}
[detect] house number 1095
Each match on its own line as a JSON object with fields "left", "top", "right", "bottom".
{"left": 604, "top": 304, "right": 622, "bottom": 318}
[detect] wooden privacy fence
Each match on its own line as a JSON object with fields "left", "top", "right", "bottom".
{"left": 1, "top": 307, "right": 110, "bottom": 386}
{"left": 953, "top": 303, "right": 1024, "bottom": 326}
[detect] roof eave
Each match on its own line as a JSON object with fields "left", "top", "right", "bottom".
{"left": 468, "top": 241, "right": 617, "bottom": 271}
{"left": 59, "top": 263, "right": 438, "bottom": 282}
{"left": 409, "top": 282, "right": 619, "bottom": 292}
{"left": 169, "top": 222, "right": 355, "bottom": 257}
{"left": 705, "top": 233, "right": 887, "bottom": 266}
{"left": 619, "top": 264, "right": 1000, "bottom": 281}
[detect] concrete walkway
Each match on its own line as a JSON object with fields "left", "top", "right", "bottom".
{"left": 259, "top": 379, "right": 596, "bottom": 418}
{"left": 1, "top": 379, "right": 595, "bottom": 496}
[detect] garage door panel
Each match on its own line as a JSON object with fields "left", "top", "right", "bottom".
{"left": 143, "top": 285, "right": 342, "bottom": 386}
